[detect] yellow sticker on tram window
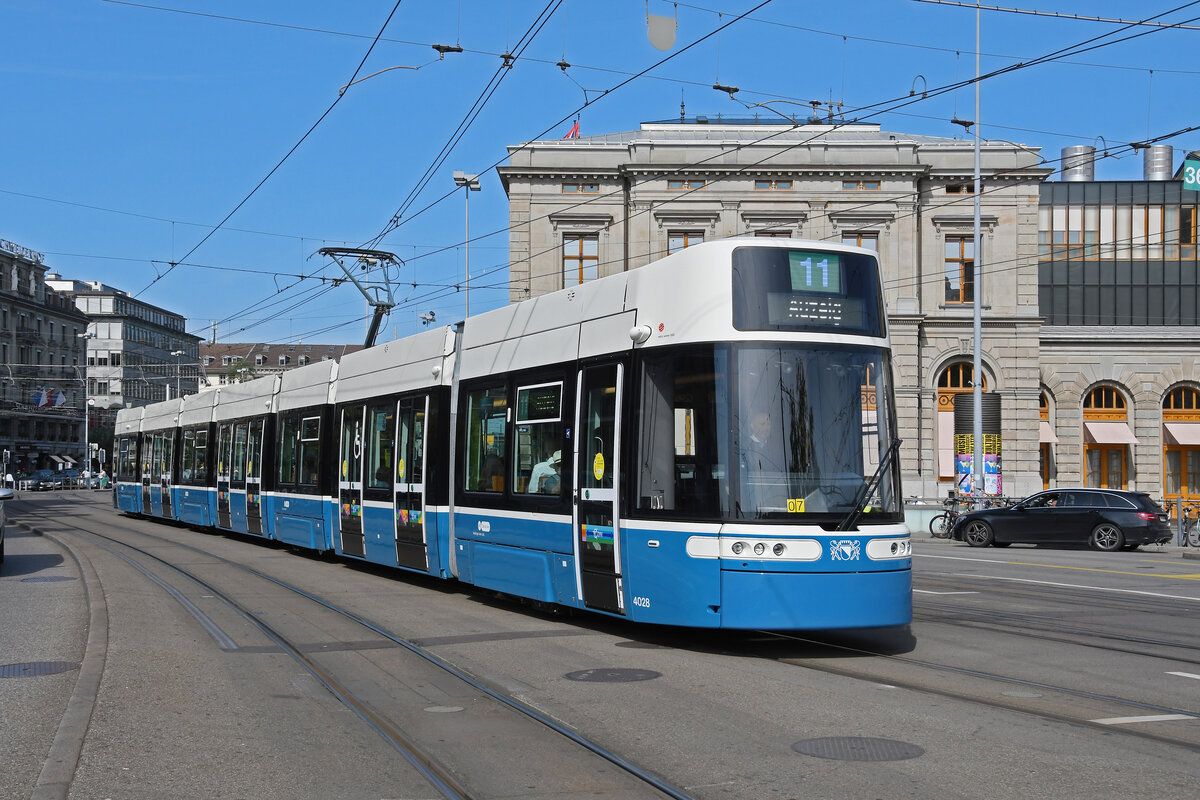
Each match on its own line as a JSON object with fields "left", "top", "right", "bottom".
{"left": 787, "top": 498, "right": 806, "bottom": 513}
{"left": 342, "top": 459, "right": 348, "bottom": 479}
{"left": 397, "top": 458, "right": 405, "bottom": 481}
{"left": 593, "top": 453, "right": 605, "bottom": 481}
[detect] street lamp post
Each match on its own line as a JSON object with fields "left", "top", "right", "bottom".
{"left": 78, "top": 330, "right": 96, "bottom": 472}
{"left": 171, "top": 350, "right": 185, "bottom": 399}
{"left": 85, "top": 398, "right": 94, "bottom": 475}
{"left": 453, "top": 171, "right": 481, "bottom": 318}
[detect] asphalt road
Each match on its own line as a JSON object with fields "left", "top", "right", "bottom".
{"left": 2, "top": 491, "right": 1198, "bottom": 799}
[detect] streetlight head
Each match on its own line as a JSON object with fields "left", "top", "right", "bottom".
{"left": 453, "top": 171, "right": 481, "bottom": 190}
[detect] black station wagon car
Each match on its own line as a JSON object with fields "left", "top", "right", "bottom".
{"left": 950, "top": 488, "right": 1172, "bottom": 551}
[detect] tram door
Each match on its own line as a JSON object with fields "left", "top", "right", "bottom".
{"left": 160, "top": 432, "right": 174, "bottom": 519}
{"left": 393, "top": 395, "right": 429, "bottom": 570}
{"left": 339, "top": 406, "right": 366, "bottom": 557}
{"left": 140, "top": 433, "right": 154, "bottom": 513}
{"left": 245, "top": 419, "right": 264, "bottom": 535}
{"left": 574, "top": 363, "right": 624, "bottom": 615}
{"left": 216, "top": 423, "right": 232, "bottom": 528}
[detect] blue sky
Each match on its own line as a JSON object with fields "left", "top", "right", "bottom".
{"left": 4, "top": 1, "right": 1198, "bottom": 344}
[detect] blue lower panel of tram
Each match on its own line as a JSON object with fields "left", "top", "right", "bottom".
{"left": 719, "top": 568, "right": 912, "bottom": 630}
{"left": 115, "top": 482, "right": 141, "bottom": 514}
{"left": 269, "top": 495, "right": 333, "bottom": 552}
{"left": 453, "top": 511, "right": 575, "bottom": 604}
{"left": 177, "top": 487, "right": 214, "bottom": 527}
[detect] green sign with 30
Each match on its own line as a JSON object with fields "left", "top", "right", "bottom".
{"left": 1184, "top": 160, "right": 1200, "bottom": 191}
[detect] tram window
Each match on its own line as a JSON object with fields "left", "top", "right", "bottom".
{"left": 466, "top": 386, "right": 508, "bottom": 493}
{"left": 515, "top": 381, "right": 564, "bottom": 494}
{"left": 636, "top": 347, "right": 728, "bottom": 515}
{"left": 231, "top": 423, "right": 248, "bottom": 482}
{"left": 278, "top": 416, "right": 298, "bottom": 485}
{"left": 298, "top": 416, "right": 320, "bottom": 486}
{"left": 194, "top": 429, "right": 208, "bottom": 483}
{"left": 367, "top": 402, "right": 396, "bottom": 490}
{"left": 182, "top": 430, "right": 196, "bottom": 481}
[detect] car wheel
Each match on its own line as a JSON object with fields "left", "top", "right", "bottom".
{"left": 1089, "top": 523, "right": 1124, "bottom": 551}
{"left": 962, "top": 520, "right": 994, "bottom": 547}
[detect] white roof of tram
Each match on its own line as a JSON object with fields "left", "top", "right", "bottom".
{"left": 214, "top": 374, "right": 279, "bottom": 421}
{"left": 334, "top": 325, "right": 455, "bottom": 404}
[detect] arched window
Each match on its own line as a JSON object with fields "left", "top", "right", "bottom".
{"left": 1082, "top": 385, "right": 1134, "bottom": 489}
{"left": 936, "top": 362, "right": 988, "bottom": 480}
{"left": 1163, "top": 386, "right": 1200, "bottom": 501}
{"left": 1039, "top": 392, "right": 1057, "bottom": 490}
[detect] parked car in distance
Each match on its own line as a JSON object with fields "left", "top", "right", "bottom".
{"left": 30, "top": 469, "right": 64, "bottom": 491}
{"left": 951, "top": 488, "right": 1172, "bottom": 551}
{"left": 0, "top": 486, "right": 12, "bottom": 562}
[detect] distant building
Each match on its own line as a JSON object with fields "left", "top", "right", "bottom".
{"left": 0, "top": 241, "right": 91, "bottom": 473}
{"left": 1035, "top": 145, "right": 1200, "bottom": 504}
{"left": 199, "top": 342, "right": 364, "bottom": 389}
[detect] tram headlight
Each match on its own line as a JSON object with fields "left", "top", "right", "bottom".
{"left": 891, "top": 542, "right": 899, "bottom": 555}
{"left": 731, "top": 541, "right": 745, "bottom": 555}
{"left": 773, "top": 543, "right": 786, "bottom": 556}
{"left": 753, "top": 542, "right": 766, "bottom": 555}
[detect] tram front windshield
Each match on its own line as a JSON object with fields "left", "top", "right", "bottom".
{"left": 635, "top": 343, "right": 901, "bottom": 523}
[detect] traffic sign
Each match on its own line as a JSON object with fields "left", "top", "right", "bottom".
{"left": 1184, "top": 160, "right": 1200, "bottom": 191}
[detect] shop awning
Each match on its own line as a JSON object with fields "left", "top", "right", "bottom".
{"left": 1164, "top": 422, "right": 1200, "bottom": 446}
{"left": 49, "top": 455, "right": 64, "bottom": 464}
{"left": 1083, "top": 421, "right": 1139, "bottom": 445}
{"left": 62, "top": 456, "right": 76, "bottom": 465}
{"left": 1039, "top": 421, "right": 1059, "bottom": 443}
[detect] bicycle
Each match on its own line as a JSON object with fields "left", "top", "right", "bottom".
{"left": 929, "top": 496, "right": 961, "bottom": 538}
{"left": 1184, "top": 506, "right": 1200, "bottom": 547}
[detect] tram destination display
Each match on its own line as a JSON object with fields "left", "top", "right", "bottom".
{"left": 732, "top": 246, "right": 884, "bottom": 336}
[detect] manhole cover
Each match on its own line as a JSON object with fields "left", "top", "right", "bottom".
{"left": 565, "top": 668, "right": 661, "bottom": 682}
{"left": 22, "top": 576, "right": 76, "bottom": 583}
{"left": 792, "top": 736, "right": 924, "bottom": 762}
{"left": 0, "top": 661, "right": 79, "bottom": 678}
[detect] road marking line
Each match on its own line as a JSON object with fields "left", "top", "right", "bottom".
{"left": 914, "top": 589, "right": 979, "bottom": 595}
{"left": 1167, "top": 671, "right": 1200, "bottom": 680}
{"left": 1090, "top": 714, "right": 1194, "bottom": 725}
{"left": 917, "top": 553, "right": 1200, "bottom": 582}
{"left": 939, "top": 573, "right": 1200, "bottom": 603}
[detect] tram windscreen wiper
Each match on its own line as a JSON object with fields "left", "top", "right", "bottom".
{"left": 836, "top": 437, "right": 902, "bottom": 532}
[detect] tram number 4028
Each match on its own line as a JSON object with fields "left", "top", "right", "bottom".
{"left": 632, "top": 596, "right": 651, "bottom": 608}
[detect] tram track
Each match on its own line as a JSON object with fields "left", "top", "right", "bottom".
{"left": 16, "top": 502, "right": 690, "bottom": 800}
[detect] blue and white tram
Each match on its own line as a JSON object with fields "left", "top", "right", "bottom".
{"left": 114, "top": 238, "right": 911, "bottom": 630}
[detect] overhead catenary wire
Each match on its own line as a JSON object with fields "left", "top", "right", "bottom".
{"left": 75, "top": 0, "right": 1200, "bottom": 340}
{"left": 132, "top": 0, "right": 411, "bottom": 299}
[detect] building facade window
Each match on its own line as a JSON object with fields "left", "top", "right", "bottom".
{"left": 562, "top": 182, "right": 599, "bottom": 194}
{"left": 936, "top": 362, "right": 987, "bottom": 481}
{"left": 667, "top": 231, "right": 704, "bottom": 255}
{"left": 842, "top": 179, "right": 881, "bottom": 191}
{"left": 1163, "top": 386, "right": 1200, "bottom": 503}
{"left": 944, "top": 235, "right": 975, "bottom": 304}
{"left": 667, "top": 179, "right": 705, "bottom": 190}
{"left": 754, "top": 179, "right": 792, "bottom": 190}
{"left": 946, "top": 183, "right": 975, "bottom": 194}
{"left": 841, "top": 232, "right": 879, "bottom": 251}
{"left": 562, "top": 233, "right": 599, "bottom": 288}
{"left": 1083, "top": 385, "right": 1130, "bottom": 489}
{"left": 1040, "top": 392, "right": 1055, "bottom": 490}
